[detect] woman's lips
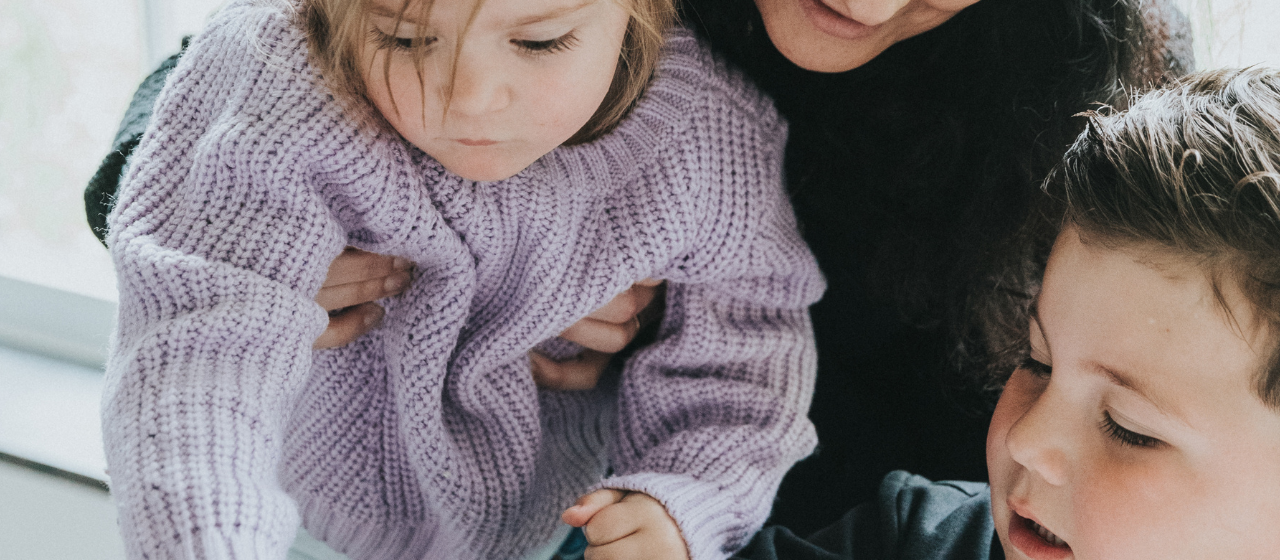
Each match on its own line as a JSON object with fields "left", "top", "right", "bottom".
{"left": 798, "top": 0, "right": 877, "bottom": 40}
{"left": 1008, "top": 510, "right": 1073, "bottom": 560}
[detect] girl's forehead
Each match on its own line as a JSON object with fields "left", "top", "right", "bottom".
{"left": 367, "top": 0, "right": 603, "bottom": 27}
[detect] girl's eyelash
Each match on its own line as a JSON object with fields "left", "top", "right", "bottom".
{"left": 1100, "top": 411, "right": 1164, "bottom": 448}
{"left": 512, "top": 31, "right": 579, "bottom": 55}
{"left": 371, "top": 28, "right": 436, "bottom": 52}
{"left": 1020, "top": 356, "right": 1052, "bottom": 378}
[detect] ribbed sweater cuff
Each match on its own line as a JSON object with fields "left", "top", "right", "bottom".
{"left": 121, "top": 526, "right": 296, "bottom": 560}
{"left": 598, "top": 472, "right": 764, "bottom": 560}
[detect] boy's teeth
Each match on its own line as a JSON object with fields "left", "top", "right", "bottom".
{"left": 1030, "top": 519, "right": 1068, "bottom": 547}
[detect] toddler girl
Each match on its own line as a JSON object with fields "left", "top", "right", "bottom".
{"left": 101, "top": 0, "right": 824, "bottom": 558}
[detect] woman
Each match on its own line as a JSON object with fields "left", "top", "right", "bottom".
{"left": 85, "top": 0, "right": 1190, "bottom": 538}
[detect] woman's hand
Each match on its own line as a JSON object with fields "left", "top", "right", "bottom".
{"left": 312, "top": 248, "right": 664, "bottom": 390}
{"left": 313, "top": 248, "right": 413, "bottom": 349}
{"left": 530, "top": 279, "right": 664, "bottom": 391}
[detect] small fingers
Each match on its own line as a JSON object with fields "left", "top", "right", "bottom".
{"left": 582, "top": 495, "right": 688, "bottom": 560}
{"left": 313, "top": 302, "right": 384, "bottom": 349}
{"left": 562, "top": 489, "right": 627, "bottom": 528}
{"left": 322, "top": 248, "right": 412, "bottom": 287}
{"left": 559, "top": 317, "right": 640, "bottom": 354}
{"left": 315, "top": 270, "right": 411, "bottom": 311}
{"left": 530, "top": 350, "right": 609, "bottom": 391}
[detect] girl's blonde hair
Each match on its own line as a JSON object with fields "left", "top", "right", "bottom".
{"left": 301, "top": 0, "right": 675, "bottom": 144}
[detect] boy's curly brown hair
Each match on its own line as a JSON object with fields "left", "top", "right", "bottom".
{"left": 986, "top": 67, "right": 1280, "bottom": 407}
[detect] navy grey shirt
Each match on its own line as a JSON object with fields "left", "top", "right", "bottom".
{"left": 734, "top": 471, "right": 1002, "bottom": 560}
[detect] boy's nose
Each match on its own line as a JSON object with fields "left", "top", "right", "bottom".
{"left": 446, "top": 53, "right": 512, "bottom": 117}
{"left": 825, "top": 0, "right": 912, "bottom": 26}
{"left": 1005, "top": 389, "right": 1071, "bottom": 487}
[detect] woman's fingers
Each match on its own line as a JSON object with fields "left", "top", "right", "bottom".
{"left": 315, "top": 269, "right": 412, "bottom": 311}
{"left": 559, "top": 317, "right": 641, "bottom": 354}
{"left": 322, "top": 247, "right": 411, "bottom": 287}
{"left": 313, "top": 302, "right": 384, "bottom": 349}
{"left": 530, "top": 350, "right": 610, "bottom": 390}
{"left": 585, "top": 279, "right": 661, "bottom": 324}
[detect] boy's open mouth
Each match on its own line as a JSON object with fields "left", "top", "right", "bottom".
{"left": 1010, "top": 511, "right": 1072, "bottom": 559}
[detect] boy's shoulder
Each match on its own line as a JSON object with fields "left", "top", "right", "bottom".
{"left": 733, "top": 471, "right": 999, "bottom": 560}
{"left": 879, "top": 471, "right": 998, "bottom": 559}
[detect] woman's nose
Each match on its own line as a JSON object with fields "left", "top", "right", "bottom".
{"left": 829, "top": 0, "right": 913, "bottom": 27}
{"left": 1005, "top": 388, "right": 1072, "bottom": 487}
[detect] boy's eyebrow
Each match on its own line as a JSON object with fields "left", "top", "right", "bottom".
{"left": 1096, "top": 363, "right": 1189, "bottom": 423}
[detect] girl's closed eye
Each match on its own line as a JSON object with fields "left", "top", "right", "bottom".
{"left": 513, "top": 31, "right": 580, "bottom": 56}
{"left": 371, "top": 28, "right": 438, "bottom": 52}
{"left": 1100, "top": 410, "right": 1165, "bottom": 449}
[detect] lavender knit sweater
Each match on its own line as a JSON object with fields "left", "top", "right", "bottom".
{"left": 103, "top": 2, "right": 824, "bottom": 559}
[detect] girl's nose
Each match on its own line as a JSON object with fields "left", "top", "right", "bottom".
{"left": 1005, "top": 388, "right": 1071, "bottom": 487}
{"left": 829, "top": 0, "right": 913, "bottom": 27}
{"left": 446, "top": 53, "right": 511, "bottom": 117}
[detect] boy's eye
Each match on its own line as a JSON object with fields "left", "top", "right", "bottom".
{"left": 1020, "top": 356, "right": 1053, "bottom": 379}
{"left": 512, "top": 31, "right": 579, "bottom": 55}
{"left": 1100, "top": 411, "right": 1165, "bottom": 449}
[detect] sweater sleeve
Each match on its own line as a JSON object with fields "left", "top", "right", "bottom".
{"left": 599, "top": 61, "right": 826, "bottom": 560}
{"left": 101, "top": 5, "right": 380, "bottom": 558}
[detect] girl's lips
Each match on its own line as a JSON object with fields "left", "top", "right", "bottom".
{"left": 797, "top": 0, "right": 878, "bottom": 40}
{"left": 1008, "top": 510, "right": 1073, "bottom": 560}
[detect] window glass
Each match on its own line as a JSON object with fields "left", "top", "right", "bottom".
{"left": 0, "top": 0, "right": 221, "bottom": 302}
{"left": 1177, "top": 0, "right": 1280, "bottom": 68}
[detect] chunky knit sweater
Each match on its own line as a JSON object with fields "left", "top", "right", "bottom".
{"left": 103, "top": 2, "right": 824, "bottom": 559}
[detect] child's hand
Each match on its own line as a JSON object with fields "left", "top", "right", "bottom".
{"left": 561, "top": 489, "right": 689, "bottom": 560}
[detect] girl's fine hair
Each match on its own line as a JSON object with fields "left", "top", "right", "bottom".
{"left": 301, "top": 0, "right": 676, "bottom": 144}
{"left": 995, "top": 67, "right": 1280, "bottom": 406}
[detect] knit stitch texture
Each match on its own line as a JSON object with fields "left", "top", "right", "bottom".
{"left": 103, "top": 2, "right": 825, "bottom": 559}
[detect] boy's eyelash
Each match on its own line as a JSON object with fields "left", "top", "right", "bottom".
{"left": 1100, "top": 411, "right": 1165, "bottom": 449}
{"left": 512, "top": 31, "right": 579, "bottom": 55}
{"left": 1020, "top": 356, "right": 1053, "bottom": 378}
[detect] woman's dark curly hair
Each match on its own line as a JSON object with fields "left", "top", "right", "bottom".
{"left": 680, "top": 0, "right": 1190, "bottom": 388}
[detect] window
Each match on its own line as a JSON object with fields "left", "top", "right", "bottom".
{"left": 0, "top": 0, "right": 223, "bottom": 303}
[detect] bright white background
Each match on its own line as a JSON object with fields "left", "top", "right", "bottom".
{"left": 0, "top": 0, "right": 1277, "bottom": 303}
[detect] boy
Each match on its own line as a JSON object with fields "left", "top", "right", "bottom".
{"left": 733, "top": 67, "right": 1280, "bottom": 560}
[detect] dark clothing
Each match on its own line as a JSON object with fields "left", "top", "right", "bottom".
{"left": 733, "top": 472, "right": 1002, "bottom": 560}
{"left": 680, "top": 0, "right": 1192, "bottom": 534}
{"left": 85, "top": 43, "right": 186, "bottom": 242}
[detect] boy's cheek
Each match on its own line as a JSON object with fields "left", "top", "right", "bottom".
{"left": 1069, "top": 462, "right": 1204, "bottom": 560}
